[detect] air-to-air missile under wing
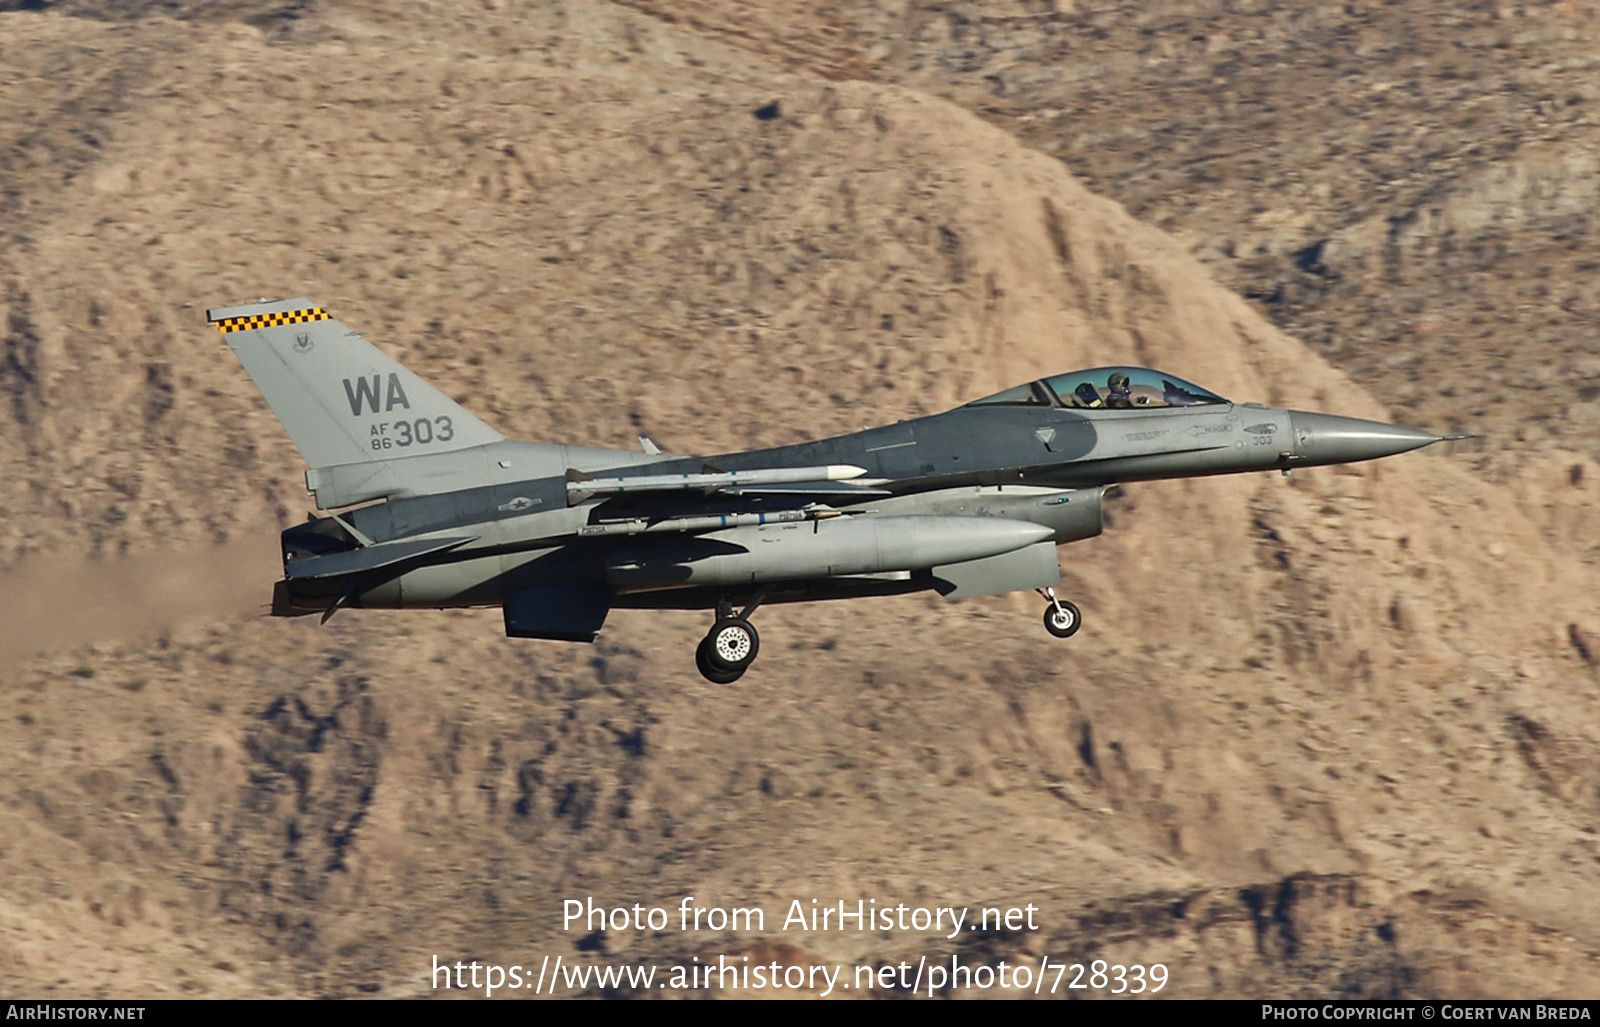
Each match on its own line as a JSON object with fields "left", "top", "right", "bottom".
{"left": 213, "top": 298, "right": 1459, "bottom": 683}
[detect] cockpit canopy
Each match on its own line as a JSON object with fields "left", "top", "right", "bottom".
{"left": 967, "top": 366, "right": 1229, "bottom": 410}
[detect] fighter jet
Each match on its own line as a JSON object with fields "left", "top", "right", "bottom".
{"left": 213, "top": 298, "right": 1456, "bottom": 682}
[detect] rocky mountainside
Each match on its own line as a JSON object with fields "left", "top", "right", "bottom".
{"left": 619, "top": 0, "right": 1600, "bottom": 473}
{"left": 0, "top": 0, "right": 1595, "bottom": 998}
{"left": 615, "top": 0, "right": 1600, "bottom": 573}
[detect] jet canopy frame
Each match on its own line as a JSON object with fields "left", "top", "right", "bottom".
{"left": 967, "top": 366, "right": 1230, "bottom": 411}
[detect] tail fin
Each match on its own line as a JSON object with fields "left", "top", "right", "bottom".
{"left": 210, "top": 298, "right": 503, "bottom": 471}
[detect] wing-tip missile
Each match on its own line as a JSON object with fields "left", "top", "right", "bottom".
{"left": 566, "top": 464, "right": 869, "bottom": 498}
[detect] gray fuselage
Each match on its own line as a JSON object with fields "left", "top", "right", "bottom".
{"left": 276, "top": 392, "right": 1424, "bottom": 617}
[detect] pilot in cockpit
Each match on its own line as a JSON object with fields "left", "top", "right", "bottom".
{"left": 1106, "top": 371, "right": 1134, "bottom": 409}
{"left": 990, "top": 367, "right": 1230, "bottom": 411}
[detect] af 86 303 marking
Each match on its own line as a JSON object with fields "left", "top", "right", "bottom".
{"left": 369, "top": 415, "right": 456, "bottom": 450}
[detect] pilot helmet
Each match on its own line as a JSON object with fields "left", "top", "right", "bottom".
{"left": 1108, "top": 371, "right": 1131, "bottom": 393}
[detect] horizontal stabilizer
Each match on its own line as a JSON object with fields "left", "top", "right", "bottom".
{"left": 567, "top": 464, "right": 867, "bottom": 502}
{"left": 285, "top": 535, "right": 477, "bottom": 581}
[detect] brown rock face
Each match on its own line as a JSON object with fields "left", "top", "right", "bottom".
{"left": 0, "top": 0, "right": 1595, "bottom": 999}
{"left": 628, "top": 0, "right": 1600, "bottom": 481}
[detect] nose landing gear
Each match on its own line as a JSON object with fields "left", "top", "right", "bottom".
{"left": 697, "top": 618, "right": 759, "bottom": 683}
{"left": 694, "top": 594, "right": 764, "bottom": 683}
{"left": 1038, "top": 586, "right": 1082, "bottom": 639}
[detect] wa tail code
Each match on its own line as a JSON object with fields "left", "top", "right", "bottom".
{"left": 342, "top": 374, "right": 412, "bottom": 416}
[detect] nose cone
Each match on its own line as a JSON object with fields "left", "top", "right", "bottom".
{"left": 1289, "top": 411, "right": 1444, "bottom": 466}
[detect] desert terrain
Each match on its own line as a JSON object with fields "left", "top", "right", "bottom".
{"left": 0, "top": 0, "right": 1596, "bottom": 999}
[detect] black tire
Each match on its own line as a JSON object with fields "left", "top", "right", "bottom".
{"left": 705, "top": 617, "right": 760, "bottom": 671}
{"left": 1043, "top": 600, "right": 1082, "bottom": 639}
{"left": 696, "top": 636, "right": 746, "bottom": 684}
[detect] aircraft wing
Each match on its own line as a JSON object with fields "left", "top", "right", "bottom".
{"left": 565, "top": 464, "right": 878, "bottom": 503}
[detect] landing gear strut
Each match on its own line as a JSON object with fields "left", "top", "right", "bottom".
{"left": 1038, "top": 586, "right": 1082, "bottom": 639}
{"left": 695, "top": 593, "right": 765, "bottom": 683}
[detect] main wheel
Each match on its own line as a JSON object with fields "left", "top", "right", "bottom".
{"left": 1043, "top": 600, "right": 1082, "bottom": 639}
{"left": 706, "top": 617, "right": 760, "bottom": 671}
{"left": 696, "top": 636, "right": 747, "bottom": 684}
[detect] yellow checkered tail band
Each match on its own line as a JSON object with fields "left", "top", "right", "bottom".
{"left": 213, "top": 308, "right": 330, "bottom": 333}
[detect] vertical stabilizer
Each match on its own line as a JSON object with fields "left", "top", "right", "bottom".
{"left": 210, "top": 298, "right": 503, "bottom": 472}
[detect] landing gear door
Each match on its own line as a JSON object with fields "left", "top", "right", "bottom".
{"left": 504, "top": 582, "right": 613, "bottom": 642}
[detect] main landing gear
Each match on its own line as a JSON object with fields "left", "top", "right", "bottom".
{"left": 695, "top": 594, "right": 764, "bottom": 684}
{"left": 1038, "top": 586, "right": 1082, "bottom": 639}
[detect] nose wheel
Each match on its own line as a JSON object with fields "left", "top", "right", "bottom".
{"left": 1038, "top": 587, "right": 1081, "bottom": 639}
{"left": 695, "top": 596, "right": 763, "bottom": 683}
